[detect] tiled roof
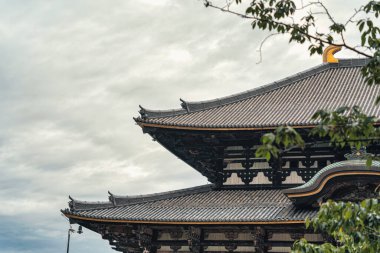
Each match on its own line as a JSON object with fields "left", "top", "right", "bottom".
{"left": 63, "top": 185, "right": 316, "bottom": 223}
{"left": 135, "top": 58, "right": 380, "bottom": 129}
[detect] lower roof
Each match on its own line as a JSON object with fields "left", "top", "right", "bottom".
{"left": 62, "top": 185, "right": 316, "bottom": 224}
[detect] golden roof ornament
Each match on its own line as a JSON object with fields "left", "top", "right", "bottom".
{"left": 323, "top": 45, "right": 342, "bottom": 63}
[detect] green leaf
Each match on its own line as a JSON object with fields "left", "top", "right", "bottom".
{"left": 305, "top": 217, "right": 310, "bottom": 228}
{"left": 343, "top": 207, "right": 352, "bottom": 220}
{"left": 366, "top": 156, "right": 373, "bottom": 167}
{"left": 358, "top": 20, "right": 365, "bottom": 32}
{"left": 361, "top": 33, "right": 367, "bottom": 46}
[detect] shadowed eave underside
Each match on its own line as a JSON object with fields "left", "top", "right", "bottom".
{"left": 135, "top": 58, "right": 380, "bottom": 130}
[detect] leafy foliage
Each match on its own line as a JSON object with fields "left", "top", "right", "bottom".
{"left": 292, "top": 199, "right": 380, "bottom": 253}
{"left": 311, "top": 106, "right": 379, "bottom": 149}
{"left": 255, "top": 126, "right": 304, "bottom": 161}
{"left": 360, "top": 1, "right": 380, "bottom": 87}
{"left": 255, "top": 106, "right": 380, "bottom": 162}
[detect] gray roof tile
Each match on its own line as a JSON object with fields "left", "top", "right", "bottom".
{"left": 63, "top": 185, "right": 317, "bottom": 222}
{"left": 136, "top": 59, "right": 379, "bottom": 129}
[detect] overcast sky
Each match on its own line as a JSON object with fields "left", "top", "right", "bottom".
{"left": 0, "top": 1, "right": 367, "bottom": 252}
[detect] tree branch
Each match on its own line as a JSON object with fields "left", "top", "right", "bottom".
{"left": 256, "top": 33, "right": 282, "bottom": 64}
{"left": 205, "top": 1, "right": 373, "bottom": 58}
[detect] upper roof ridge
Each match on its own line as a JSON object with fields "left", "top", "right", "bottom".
{"left": 136, "top": 58, "right": 370, "bottom": 120}
{"left": 67, "top": 185, "right": 215, "bottom": 212}
{"left": 110, "top": 184, "right": 214, "bottom": 206}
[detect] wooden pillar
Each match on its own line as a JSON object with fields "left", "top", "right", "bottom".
{"left": 270, "top": 155, "right": 283, "bottom": 187}
{"left": 252, "top": 227, "right": 267, "bottom": 253}
{"left": 215, "top": 147, "right": 225, "bottom": 188}
{"left": 187, "top": 226, "right": 202, "bottom": 253}
{"left": 137, "top": 225, "right": 154, "bottom": 253}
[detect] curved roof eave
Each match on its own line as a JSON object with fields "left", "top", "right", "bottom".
{"left": 283, "top": 160, "right": 380, "bottom": 198}
{"left": 135, "top": 121, "right": 318, "bottom": 131}
{"left": 62, "top": 213, "right": 307, "bottom": 225}
{"left": 136, "top": 58, "right": 371, "bottom": 120}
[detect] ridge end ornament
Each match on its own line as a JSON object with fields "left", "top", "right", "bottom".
{"left": 323, "top": 45, "right": 342, "bottom": 63}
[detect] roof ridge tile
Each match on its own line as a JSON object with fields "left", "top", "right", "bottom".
{"left": 112, "top": 184, "right": 214, "bottom": 206}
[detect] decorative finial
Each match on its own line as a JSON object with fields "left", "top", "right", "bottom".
{"left": 323, "top": 45, "right": 342, "bottom": 63}
{"left": 344, "top": 147, "right": 371, "bottom": 160}
{"left": 108, "top": 191, "right": 117, "bottom": 206}
{"left": 180, "top": 98, "right": 190, "bottom": 113}
{"left": 139, "top": 105, "right": 148, "bottom": 119}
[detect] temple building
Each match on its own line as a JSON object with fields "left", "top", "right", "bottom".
{"left": 62, "top": 47, "right": 380, "bottom": 253}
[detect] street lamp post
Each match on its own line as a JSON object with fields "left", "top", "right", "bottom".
{"left": 66, "top": 226, "right": 83, "bottom": 253}
{"left": 66, "top": 228, "right": 74, "bottom": 253}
